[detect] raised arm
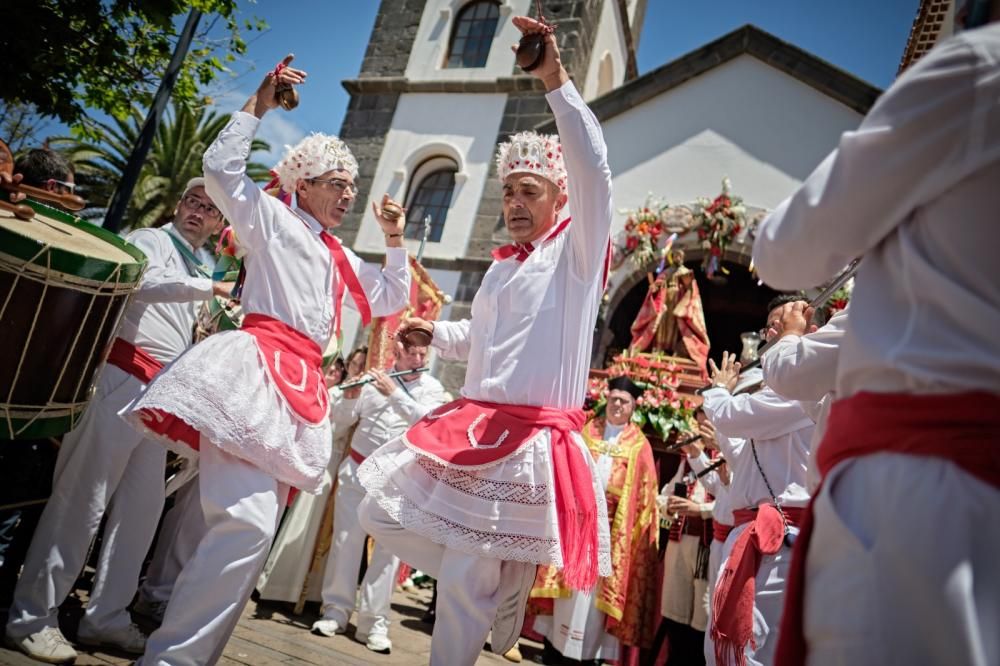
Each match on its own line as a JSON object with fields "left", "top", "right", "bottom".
{"left": 128, "top": 230, "right": 212, "bottom": 304}
{"left": 763, "top": 309, "right": 847, "bottom": 402}
{"left": 753, "top": 33, "right": 998, "bottom": 289}
{"left": 513, "top": 15, "right": 612, "bottom": 284}
{"left": 702, "top": 387, "right": 814, "bottom": 442}
{"left": 344, "top": 246, "right": 411, "bottom": 318}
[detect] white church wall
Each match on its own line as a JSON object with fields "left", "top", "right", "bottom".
{"left": 406, "top": 0, "right": 531, "bottom": 82}
{"left": 602, "top": 54, "right": 865, "bottom": 234}
{"left": 581, "top": 0, "right": 628, "bottom": 100}
{"left": 354, "top": 92, "right": 508, "bottom": 260}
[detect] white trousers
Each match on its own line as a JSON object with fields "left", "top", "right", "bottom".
{"left": 804, "top": 453, "right": 1000, "bottom": 666}
{"left": 140, "top": 473, "right": 206, "bottom": 605}
{"left": 319, "top": 458, "right": 400, "bottom": 637}
{"left": 6, "top": 365, "right": 165, "bottom": 638}
{"left": 703, "top": 537, "right": 726, "bottom": 666}
{"left": 359, "top": 494, "right": 528, "bottom": 666}
{"left": 703, "top": 524, "right": 792, "bottom": 666}
{"left": 138, "top": 442, "right": 286, "bottom": 666}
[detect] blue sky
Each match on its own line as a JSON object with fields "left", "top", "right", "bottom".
{"left": 204, "top": 0, "right": 920, "bottom": 163}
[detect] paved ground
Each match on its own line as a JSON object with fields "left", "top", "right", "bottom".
{"left": 0, "top": 584, "right": 544, "bottom": 665}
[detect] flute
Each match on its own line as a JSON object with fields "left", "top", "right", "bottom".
{"left": 663, "top": 433, "right": 702, "bottom": 453}
{"left": 339, "top": 367, "right": 430, "bottom": 390}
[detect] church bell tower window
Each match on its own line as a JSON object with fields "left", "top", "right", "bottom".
{"left": 446, "top": 1, "right": 501, "bottom": 68}
{"left": 404, "top": 160, "right": 458, "bottom": 242}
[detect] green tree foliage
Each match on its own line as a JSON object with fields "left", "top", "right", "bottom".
{"left": 0, "top": 0, "right": 266, "bottom": 138}
{"left": 53, "top": 100, "right": 271, "bottom": 230}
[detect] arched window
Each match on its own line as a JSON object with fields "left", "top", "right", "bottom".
{"left": 446, "top": 1, "right": 501, "bottom": 68}
{"left": 404, "top": 158, "right": 458, "bottom": 242}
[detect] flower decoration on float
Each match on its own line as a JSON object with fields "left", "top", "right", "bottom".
{"left": 694, "top": 177, "right": 746, "bottom": 279}
{"left": 617, "top": 195, "right": 669, "bottom": 269}
{"left": 587, "top": 351, "right": 697, "bottom": 441}
{"left": 824, "top": 277, "right": 853, "bottom": 318}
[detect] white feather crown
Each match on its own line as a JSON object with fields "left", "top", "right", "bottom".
{"left": 273, "top": 133, "right": 359, "bottom": 192}
{"left": 495, "top": 131, "right": 567, "bottom": 193}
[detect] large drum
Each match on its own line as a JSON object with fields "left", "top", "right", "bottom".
{"left": 0, "top": 200, "right": 146, "bottom": 439}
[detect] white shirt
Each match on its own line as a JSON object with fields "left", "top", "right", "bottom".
{"left": 332, "top": 373, "right": 450, "bottom": 458}
{"left": 689, "top": 450, "right": 737, "bottom": 525}
{"left": 431, "top": 81, "right": 613, "bottom": 410}
{"left": 202, "top": 112, "right": 411, "bottom": 348}
{"left": 701, "top": 386, "right": 814, "bottom": 510}
{"left": 753, "top": 24, "right": 1000, "bottom": 399}
{"left": 117, "top": 223, "right": 213, "bottom": 364}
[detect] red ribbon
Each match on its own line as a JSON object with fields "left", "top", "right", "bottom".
{"left": 319, "top": 231, "right": 372, "bottom": 333}
{"left": 107, "top": 338, "right": 164, "bottom": 383}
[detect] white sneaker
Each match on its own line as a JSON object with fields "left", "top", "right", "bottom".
{"left": 132, "top": 597, "right": 168, "bottom": 624}
{"left": 490, "top": 561, "right": 536, "bottom": 656}
{"left": 364, "top": 632, "right": 392, "bottom": 654}
{"left": 310, "top": 618, "right": 345, "bottom": 637}
{"left": 5, "top": 626, "right": 78, "bottom": 664}
{"left": 77, "top": 622, "right": 147, "bottom": 655}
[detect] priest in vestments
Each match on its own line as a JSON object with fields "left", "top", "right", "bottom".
{"left": 532, "top": 377, "right": 660, "bottom": 663}
{"left": 629, "top": 260, "right": 709, "bottom": 379}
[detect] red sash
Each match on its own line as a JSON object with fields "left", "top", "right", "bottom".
{"left": 242, "top": 314, "right": 328, "bottom": 425}
{"left": 407, "top": 397, "right": 600, "bottom": 591}
{"left": 713, "top": 522, "right": 734, "bottom": 543}
{"left": 712, "top": 505, "right": 805, "bottom": 666}
{"left": 775, "top": 391, "right": 1000, "bottom": 666}
{"left": 107, "top": 338, "right": 163, "bottom": 383}
{"left": 349, "top": 448, "right": 366, "bottom": 465}
{"left": 318, "top": 231, "right": 371, "bottom": 333}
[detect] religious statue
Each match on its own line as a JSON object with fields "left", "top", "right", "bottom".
{"left": 628, "top": 250, "right": 710, "bottom": 377}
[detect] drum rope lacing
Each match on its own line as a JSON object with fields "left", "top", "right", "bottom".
{"left": 2, "top": 238, "right": 136, "bottom": 438}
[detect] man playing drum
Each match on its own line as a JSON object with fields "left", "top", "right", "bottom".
{"left": 356, "top": 16, "right": 614, "bottom": 665}
{"left": 122, "top": 57, "right": 410, "bottom": 664}
{"left": 5, "top": 178, "right": 230, "bottom": 663}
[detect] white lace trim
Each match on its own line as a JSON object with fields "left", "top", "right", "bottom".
{"left": 399, "top": 429, "right": 546, "bottom": 472}
{"left": 121, "top": 331, "right": 331, "bottom": 493}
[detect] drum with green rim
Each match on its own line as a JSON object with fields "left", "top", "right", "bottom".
{"left": 0, "top": 200, "right": 146, "bottom": 439}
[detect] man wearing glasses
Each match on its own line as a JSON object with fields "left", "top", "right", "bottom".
{"left": 5, "top": 179, "right": 231, "bottom": 663}
{"left": 11, "top": 148, "right": 76, "bottom": 199}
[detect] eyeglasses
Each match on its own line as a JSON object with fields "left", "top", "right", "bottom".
{"left": 308, "top": 177, "right": 358, "bottom": 197}
{"left": 181, "top": 194, "right": 222, "bottom": 219}
{"left": 47, "top": 178, "right": 76, "bottom": 195}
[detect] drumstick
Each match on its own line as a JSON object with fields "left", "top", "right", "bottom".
{"left": 0, "top": 181, "right": 86, "bottom": 211}
{"left": 339, "top": 367, "right": 429, "bottom": 390}
{"left": 0, "top": 199, "right": 35, "bottom": 220}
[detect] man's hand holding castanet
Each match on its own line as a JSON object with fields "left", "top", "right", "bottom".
{"left": 243, "top": 54, "right": 307, "bottom": 119}
{"left": 511, "top": 16, "right": 569, "bottom": 92}
{"left": 371, "top": 193, "right": 406, "bottom": 247}
{"left": 709, "top": 351, "right": 741, "bottom": 392}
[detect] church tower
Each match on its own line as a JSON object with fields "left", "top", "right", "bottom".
{"left": 338, "top": 0, "right": 647, "bottom": 390}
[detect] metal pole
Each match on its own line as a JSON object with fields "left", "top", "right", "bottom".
{"left": 417, "top": 215, "right": 431, "bottom": 262}
{"left": 103, "top": 9, "right": 203, "bottom": 233}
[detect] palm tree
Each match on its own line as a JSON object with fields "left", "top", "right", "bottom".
{"left": 53, "top": 101, "right": 271, "bottom": 229}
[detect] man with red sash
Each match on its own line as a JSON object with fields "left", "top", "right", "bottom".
{"left": 121, "top": 57, "right": 410, "bottom": 664}
{"left": 753, "top": 5, "right": 1000, "bottom": 664}
{"left": 531, "top": 376, "right": 659, "bottom": 663}
{"left": 5, "top": 179, "right": 229, "bottom": 663}
{"left": 356, "top": 16, "right": 613, "bottom": 666}
{"left": 700, "top": 301, "right": 815, "bottom": 666}
{"left": 311, "top": 340, "right": 448, "bottom": 653}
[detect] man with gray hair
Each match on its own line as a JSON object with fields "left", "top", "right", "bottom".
{"left": 5, "top": 179, "right": 230, "bottom": 663}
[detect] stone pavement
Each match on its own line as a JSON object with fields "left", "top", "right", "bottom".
{"left": 0, "top": 584, "right": 544, "bottom": 665}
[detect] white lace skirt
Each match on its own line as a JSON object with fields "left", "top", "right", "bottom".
{"left": 122, "top": 330, "right": 332, "bottom": 493}
{"left": 358, "top": 429, "right": 611, "bottom": 574}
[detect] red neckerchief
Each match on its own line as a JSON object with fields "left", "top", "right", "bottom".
{"left": 491, "top": 217, "right": 572, "bottom": 262}
{"left": 290, "top": 209, "right": 373, "bottom": 335}
{"left": 491, "top": 216, "right": 613, "bottom": 289}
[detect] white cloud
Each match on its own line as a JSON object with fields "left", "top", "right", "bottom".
{"left": 208, "top": 90, "right": 307, "bottom": 166}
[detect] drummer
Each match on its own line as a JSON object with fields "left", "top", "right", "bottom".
{"left": 13, "top": 148, "right": 76, "bottom": 199}
{"left": 5, "top": 178, "right": 232, "bottom": 663}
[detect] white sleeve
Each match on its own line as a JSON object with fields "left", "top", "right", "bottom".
{"left": 387, "top": 378, "right": 450, "bottom": 426}
{"left": 689, "top": 453, "right": 722, "bottom": 497}
{"left": 202, "top": 112, "right": 287, "bottom": 253}
{"left": 546, "top": 81, "right": 613, "bottom": 284}
{"left": 702, "top": 388, "right": 815, "bottom": 441}
{"left": 344, "top": 247, "right": 411, "bottom": 318}
{"left": 431, "top": 319, "right": 473, "bottom": 361}
{"left": 752, "top": 34, "right": 998, "bottom": 289}
{"left": 128, "top": 230, "right": 212, "bottom": 304}
{"left": 330, "top": 388, "right": 362, "bottom": 427}
{"left": 762, "top": 310, "right": 846, "bottom": 402}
